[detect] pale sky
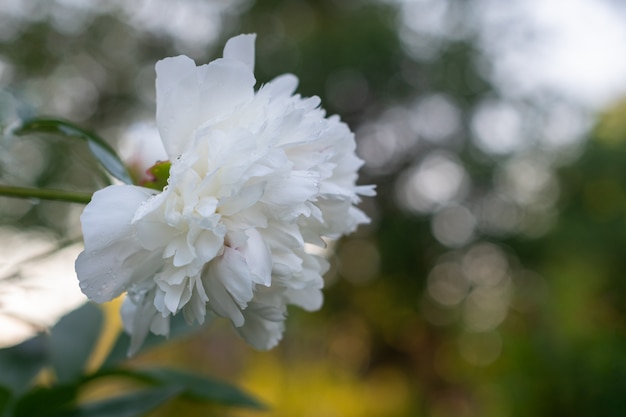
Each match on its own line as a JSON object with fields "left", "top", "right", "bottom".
{"left": 479, "top": 0, "right": 626, "bottom": 109}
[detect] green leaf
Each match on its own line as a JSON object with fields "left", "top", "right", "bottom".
{"left": 60, "top": 386, "right": 181, "bottom": 417}
{"left": 15, "top": 118, "right": 133, "bottom": 184}
{"left": 132, "top": 368, "right": 266, "bottom": 410}
{"left": 13, "top": 384, "right": 78, "bottom": 417}
{"left": 67, "top": 366, "right": 265, "bottom": 411}
{"left": 101, "top": 313, "right": 205, "bottom": 368}
{"left": 0, "top": 334, "right": 49, "bottom": 394}
{"left": 50, "top": 303, "right": 104, "bottom": 384}
{"left": 0, "top": 385, "right": 13, "bottom": 417}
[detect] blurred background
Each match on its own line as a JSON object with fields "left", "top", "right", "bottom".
{"left": 3, "top": 0, "right": 626, "bottom": 415}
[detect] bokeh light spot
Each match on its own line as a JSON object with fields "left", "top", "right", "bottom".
{"left": 411, "top": 93, "right": 461, "bottom": 144}
{"left": 431, "top": 205, "right": 476, "bottom": 247}
{"left": 471, "top": 99, "right": 524, "bottom": 155}
{"left": 427, "top": 261, "right": 469, "bottom": 307}
{"left": 397, "top": 152, "right": 469, "bottom": 214}
{"left": 457, "top": 331, "right": 502, "bottom": 366}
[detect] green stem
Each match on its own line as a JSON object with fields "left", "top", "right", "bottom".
{"left": 0, "top": 185, "right": 92, "bottom": 204}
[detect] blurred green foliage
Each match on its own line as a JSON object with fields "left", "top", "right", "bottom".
{"left": 2, "top": 0, "right": 626, "bottom": 416}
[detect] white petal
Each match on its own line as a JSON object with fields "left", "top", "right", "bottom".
{"left": 155, "top": 56, "right": 200, "bottom": 157}
{"left": 213, "top": 247, "right": 253, "bottom": 309}
{"left": 285, "top": 286, "right": 323, "bottom": 311}
{"left": 80, "top": 185, "right": 154, "bottom": 251}
{"left": 356, "top": 184, "right": 377, "bottom": 197}
{"left": 204, "top": 259, "right": 246, "bottom": 326}
{"left": 194, "top": 230, "right": 224, "bottom": 264}
{"left": 182, "top": 280, "right": 209, "bottom": 324}
{"left": 195, "top": 58, "right": 255, "bottom": 119}
{"left": 241, "top": 228, "right": 273, "bottom": 286}
{"left": 223, "top": 33, "right": 256, "bottom": 72}
{"left": 236, "top": 301, "right": 285, "bottom": 350}
{"left": 121, "top": 287, "right": 168, "bottom": 356}
{"left": 261, "top": 221, "right": 304, "bottom": 248}
{"left": 262, "top": 170, "right": 319, "bottom": 207}
{"left": 263, "top": 74, "right": 299, "bottom": 97}
{"left": 134, "top": 219, "right": 174, "bottom": 251}
{"left": 218, "top": 182, "right": 265, "bottom": 216}
{"left": 155, "top": 55, "right": 256, "bottom": 157}
{"left": 161, "top": 279, "right": 191, "bottom": 314}
{"left": 76, "top": 185, "right": 157, "bottom": 302}
{"left": 155, "top": 55, "right": 197, "bottom": 96}
{"left": 172, "top": 240, "right": 195, "bottom": 267}
{"left": 150, "top": 313, "right": 170, "bottom": 335}
{"left": 76, "top": 245, "right": 129, "bottom": 303}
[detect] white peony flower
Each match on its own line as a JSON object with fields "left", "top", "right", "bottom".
{"left": 75, "top": 34, "right": 375, "bottom": 355}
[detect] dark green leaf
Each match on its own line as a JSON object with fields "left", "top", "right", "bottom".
{"left": 133, "top": 368, "right": 266, "bottom": 410}
{"left": 0, "top": 334, "right": 49, "bottom": 394}
{"left": 13, "top": 368, "right": 155, "bottom": 417}
{"left": 50, "top": 302, "right": 104, "bottom": 383}
{"left": 101, "top": 313, "right": 205, "bottom": 368}
{"left": 13, "top": 384, "right": 78, "bottom": 417}
{"left": 60, "top": 386, "right": 181, "bottom": 417}
{"left": 15, "top": 118, "right": 133, "bottom": 184}
{"left": 0, "top": 385, "right": 13, "bottom": 417}
{"left": 82, "top": 366, "right": 265, "bottom": 410}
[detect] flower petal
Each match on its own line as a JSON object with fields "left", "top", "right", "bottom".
{"left": 155, "top": 56, "right": 200, "bottom": 157}
{"left": 223, "top": 33, "right": 256, "bottom": 72}
{"left": 121, "top": 285, "right": 169, "bottom": 356}
{"left": 204, "top": 257, "right": 246, "bottom": 326}
{"left": 80, "top": 185, "right": 155, "bottom": 251}
{"left": 215, "top": 247, "right": 254, "bottom": 308}
{"left": 236, "top": 298, "right": 285, "bottom": 350}
{"left": 240, "top": 228, "right": 273, "bottom": 287}
{"left": 261, "top": 170, "right": 320, "bottom": 216}
{"left": 195, "top": 58, "right": 256, "bottom": 121}
{"left": 218, "top": 182, "right": 265, "bottom": 216}
{"left": 285, "top": 286, "right": 323, "bottom": 311}
{"left": 155, "top": 54, "right": 256, "bottom": 157}
{"left": 76, "top": 185, "right": 157, "bottom": 303}
{"left": 263, "top": 74, "right": 299, "bottom": 97}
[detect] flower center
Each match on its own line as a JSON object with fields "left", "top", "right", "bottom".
{"left": 141, "top": 160, "right": 171, "bottom": 191}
